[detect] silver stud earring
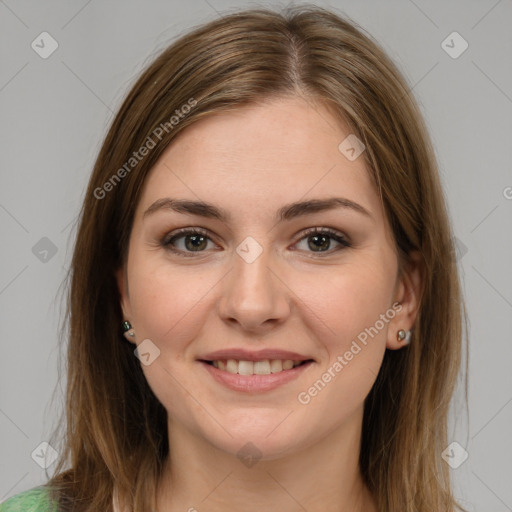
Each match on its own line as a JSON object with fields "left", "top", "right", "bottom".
{"left": 397, "top": 329, "right": 412, "bottom": 345}
{"left": 122, "top": 320, "right": 135, "bottom": 341}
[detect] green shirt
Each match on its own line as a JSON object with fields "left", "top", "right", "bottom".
{"left": 0, "top": 486, "right": 58, "bottom": 512}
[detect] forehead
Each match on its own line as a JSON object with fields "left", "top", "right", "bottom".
{"left": 135, "top": 96, "right": 381, "bottom": 223}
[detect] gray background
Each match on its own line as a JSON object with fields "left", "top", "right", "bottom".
{"left": 1, "top": 0, "right": 511, "bottom": 510}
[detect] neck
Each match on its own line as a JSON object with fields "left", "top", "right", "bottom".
{"left": 155, "top": 406, "right": 377, "bottom": 512}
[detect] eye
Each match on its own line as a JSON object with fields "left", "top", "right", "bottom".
{"left": 161, "top": 226, "right": 350, "bottom": 257}
{"left": 293, "top": 227, "right": 351, "bottom": 255}
{"left": 161, "top": 228, "right": 217, "bottom": 257}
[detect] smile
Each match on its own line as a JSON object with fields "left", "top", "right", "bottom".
{"left": 207, "top": 358, "right": 308, "bottom": 375}
{"left": 199, "top": 359, "right": 314, "bottom": 392}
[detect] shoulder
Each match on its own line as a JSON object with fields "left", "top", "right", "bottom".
{"left": 0, "top": 486, "right": 58, "bottom": 512}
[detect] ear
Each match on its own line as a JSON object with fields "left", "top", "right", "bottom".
{"left": 115, "top": 265, "right": 135, "bottom": 344}
{"left": 386, "top": 250, "right": 424, "bottom": 350}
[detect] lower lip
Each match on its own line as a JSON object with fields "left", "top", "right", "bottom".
{"left": 199, "top": 360, "right": 314, "bottom": 392}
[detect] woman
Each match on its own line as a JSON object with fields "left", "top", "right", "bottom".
{"left": 0, "top": 4, "right": 468, "bottom": 512}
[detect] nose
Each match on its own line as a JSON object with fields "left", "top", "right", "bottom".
{"left": 217, "top": 246, "right": 291, "bottom": 335}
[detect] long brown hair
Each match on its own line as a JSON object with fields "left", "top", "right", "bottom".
{"left": 46, "top": 4, "right": 468, "bottom": 511}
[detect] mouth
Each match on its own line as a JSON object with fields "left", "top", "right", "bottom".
{"left": 197, "top": 358, "right": 315, "bottom": 393}
{"left": 199, "top": 358, "right": 314, "bottom": 375}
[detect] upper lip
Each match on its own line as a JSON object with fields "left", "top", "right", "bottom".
{"left": 198, "top": 348, "right": 314, "bottom": 362}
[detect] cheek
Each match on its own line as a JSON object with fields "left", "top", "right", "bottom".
{"left": 295, "top": 261, "right": 395, "bottom": 412}
{"left": 128, "top": 256, "right": 211, "bottom": 343}
{"left": 294, "top": 265, "right": 393, "bottom": 417}
{"left": 125, "top": 258, "right": 213, "bottom": 423}
{"left": 302, "top": 259, "right": 395, "bottom": 344}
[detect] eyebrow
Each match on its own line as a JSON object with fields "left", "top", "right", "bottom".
{"left": 143, "top": 197, "right": 372, "bottom": 222}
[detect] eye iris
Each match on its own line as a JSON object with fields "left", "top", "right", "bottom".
{"left": 308, "top": 234, "right": 330, "bottom": 252}
{"left": 185, "top": 234, "right": 207, "bottom": 251}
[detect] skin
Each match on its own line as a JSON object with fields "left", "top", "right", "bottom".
{"left": 116, "top": 95, "right": 422, "bottom": 512}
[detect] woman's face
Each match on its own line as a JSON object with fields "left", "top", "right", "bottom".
{"left": 117, "top": 95, "right": 418, "bottom": 459}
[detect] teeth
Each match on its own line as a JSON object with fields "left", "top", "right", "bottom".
{"left": 270, "top": 359, "right": 283, "bottom": 373}
{"left": 238, "top": 360, "right": 253, "bottom": 375}
{"left": 212, "top": 359, "right": 305, "bottom": 375}
{"left": 254, "top": 360, "right": 271, "bottom": 375}
{"left": 226, "top": 359, "right": 238, "bottom": 374}
{"left": 282, "top": 360, "right": 294, "bottom": 370}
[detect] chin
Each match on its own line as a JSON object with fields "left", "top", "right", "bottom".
{"left": 210, "top": 435, "right": 303, "bottom": 463}
{"left": 200, "top": 414, "right": 313, "bottom": 462}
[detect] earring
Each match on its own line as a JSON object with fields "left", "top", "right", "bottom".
{"left": 397, "top": 329, "right": 412, "bottom": 345}
{"left": 122, "top": 320, "right": 135, "bottom": 341}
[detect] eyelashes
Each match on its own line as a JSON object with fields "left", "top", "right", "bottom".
{"left": 294, "top": 226, "right": 351, "bottom": 253}
{"left": 160, "top": 226, "right": 351, "bottom": 258}
{"left": 161, "top": 227, "right": 215, "bottom": 257}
